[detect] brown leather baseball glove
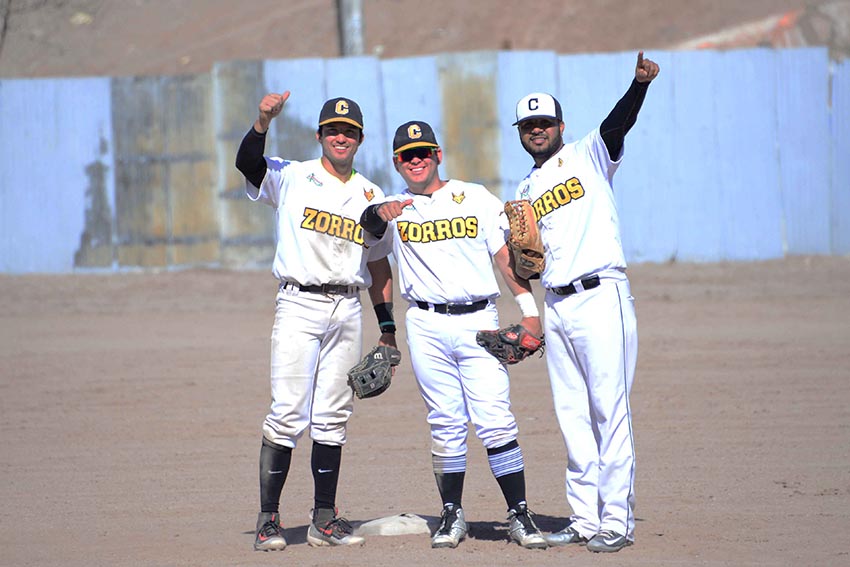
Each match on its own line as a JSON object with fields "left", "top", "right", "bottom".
{"left": 504, "top": 200, "right": 545, "bottom": 280}
{"left": 476, "top": 324, "right": 545, "bottom": 365}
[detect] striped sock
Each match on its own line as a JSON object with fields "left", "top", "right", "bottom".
{"left": 433, "top": 453, "right": 467, "bottom": 507}
{"left": 432, "top": 453, "right": 467, "bottom": 474}
{"left": 487, "top": 440, "right": 527, "bottom": 510}
{"left": 487, "top": 440, "right": 524, "bottom": 477}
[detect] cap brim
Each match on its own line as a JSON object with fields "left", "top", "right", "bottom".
{"left": 393, "top": 141, "right": 439, "bottom": 154}
{"left": 512, "top": 114, "right": 560, "bottom": 126}
{"left": 318, "top": 117, "right": 364, "bottom": 129}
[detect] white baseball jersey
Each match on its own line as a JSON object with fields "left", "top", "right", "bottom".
{"left": 248, "top": 157, "right": 391, "bottom": 287}
{"left": 377, "top": 179, "right": 508, "bottom": 304}
{"left": 516, "top": 127, "right": 626, "bottom": 288}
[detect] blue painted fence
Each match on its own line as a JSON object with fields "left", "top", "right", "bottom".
{"left": 1, "top": 48, "right": 847, "bottom": 273}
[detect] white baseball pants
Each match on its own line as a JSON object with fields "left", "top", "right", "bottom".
{"left": 262, "top": 287, "right": 362, "bottom": 448}
{"left": 405, "top": 303, "right": 519, "bottom": 457}
{"left": 544, "top": 278, "right": 638, "bottom": 540}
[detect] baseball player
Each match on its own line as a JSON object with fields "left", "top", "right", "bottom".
{"left": 359, "top": 121, "right": 547, "bottom": 550}
{"left": 235, "top": 92, "right": 396, "bottom": 550}
{"left": 511, "top": 52, "right": 660, "bottom": 553}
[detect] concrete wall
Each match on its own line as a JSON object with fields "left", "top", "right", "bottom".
{"left": 1, "top": 48, "right": 846, "bottom": 273}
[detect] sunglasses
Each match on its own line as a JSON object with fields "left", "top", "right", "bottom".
{"left": 395, "top": 147, "right": 437, "bottom": 163}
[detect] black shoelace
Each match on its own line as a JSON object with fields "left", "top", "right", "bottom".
{"left": 513, "top": 508, "right": 538, "bottom": 531}
{"left": 438, "top": 508, "right": 457, "bottom": 534}
{"left": 323, "top": 516, "right": 354, "bottom": 536}
{"left": 259, "top": 521, "right": 282, "bottom": 537}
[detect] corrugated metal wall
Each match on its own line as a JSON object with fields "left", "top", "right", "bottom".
{"left": 832, "top": 58, "right": 850, "bottom": 255}
{"left": 0, "top": 48, "right": 846, "bottom": 273}
{"left": 1, "top": 78, "right": 114, "bottom": 272}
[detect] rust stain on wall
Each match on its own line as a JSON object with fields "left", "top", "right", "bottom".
{"left": 73, "top": 147, "right": 114, "bottom": 268}
{"left": 438, "top": 53, "right": 500, "bottom": 193}
{"left": 111, "top": 74, "right": 220, "bottom": 268}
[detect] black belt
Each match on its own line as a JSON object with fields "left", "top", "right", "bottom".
{"left": 416, "top": 299, "right": 489, "bottom": 315}
{"left": 283, "top": 282, "right": 358, "bottom": 295}
{"left": 550, "top": 275, "right": 601, "bottom": 297}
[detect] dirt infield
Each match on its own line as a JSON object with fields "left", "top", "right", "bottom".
{"left": 1, "top": 256, "right": 849, "bottom": 567}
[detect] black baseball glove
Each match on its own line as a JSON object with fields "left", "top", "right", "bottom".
{"left": 476, "top": 324, "right": 544, "bottom": 365}
{"left": 347, "top": 345, "right": 402, "bottom": 399}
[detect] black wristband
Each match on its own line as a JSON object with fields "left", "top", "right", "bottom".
{"left": 374, "top": 302, "right": 396, "bottom": 334}
{"left": 361, "top": 204, "right": 388, "bottom": 238}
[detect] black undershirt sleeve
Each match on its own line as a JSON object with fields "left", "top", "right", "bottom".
{"left": 599, "top": 79, "right": 650, "bottom": 160}
{"left": 235, "top": 127, "right": 268, "bottom": 189}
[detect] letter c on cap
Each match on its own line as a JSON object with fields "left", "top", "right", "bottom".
{"left": 407, "top": 124, "right": 422, "bottom": 139}
{"left": 528, "top": 98, "right": 539, "bottom": 111}
{"left": 335, "top": 100, "right": 350, "bottom": 115}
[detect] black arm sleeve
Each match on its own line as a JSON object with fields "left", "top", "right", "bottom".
{"left": 360, "top": 204, "right": 388, "bottom": 238}
{"left": 235, "top": 127, "right": 268, "bottom": 189}
{"left": 599, "top": 79, "right": 650, "bottom": 159}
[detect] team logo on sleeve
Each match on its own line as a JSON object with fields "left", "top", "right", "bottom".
{"left": 531, "top": 176, "right": 585, "bottom": 220}
{"left": 518, "top": 178, "right": 532, "bottom": 200}
{"left": 364, "top": 188, "right": 375, "bottom": 201}
{"left": 451, "top": 191, "right": 465, "bottom": 204}
{"left": 301, "top": 207, "right": 365, "bottom": 245}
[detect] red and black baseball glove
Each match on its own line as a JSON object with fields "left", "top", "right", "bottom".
{"left": 476, "top": 324, "right": 544, "bottom": 365}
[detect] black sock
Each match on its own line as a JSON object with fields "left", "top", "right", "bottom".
{"left": 259, "top": 437, "right": 292, "bottom": 514}
{"left": 434, "top": 472, "right": 465, "bottom": 508}
{"left": 494, "top": 471, "right": 526, "bottom": 511}
{"left": 311, "top": 441, "right": 342, "bottom": 516}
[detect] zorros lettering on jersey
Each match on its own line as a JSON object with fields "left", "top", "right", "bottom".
{"left": 531, "top": 176, "right": 585, "bottom": 220}
{"left": 301, "top": 207, "right": 366, "bottom": 245}
{"left": 396, "top": 217, "right": 478, "bottom": 243}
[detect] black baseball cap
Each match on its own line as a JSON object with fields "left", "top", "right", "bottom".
{"left": 393, "top": 121, "right": 439, "bottom": 153}
{"left": 318, "top": 97, "right": 364, "bottom": 129}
